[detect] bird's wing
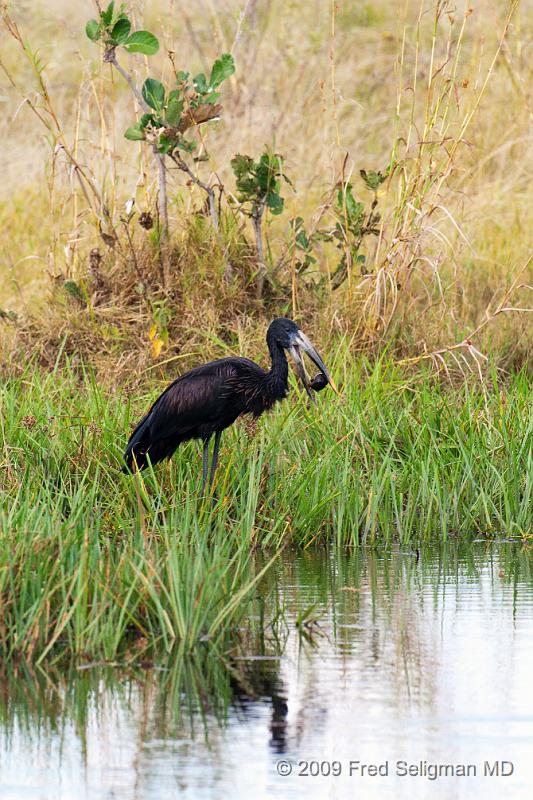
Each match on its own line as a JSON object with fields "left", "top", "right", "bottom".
{"left": 127, "top": 360, "right": 241, "bottom": 446}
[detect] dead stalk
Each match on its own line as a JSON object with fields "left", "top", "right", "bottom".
{"left": 252, "top": 205, "right": 266, "bottom": 300}
{"left": 398, "top": 256, "right": 533, "bottom": 374}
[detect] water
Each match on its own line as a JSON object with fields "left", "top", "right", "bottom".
{"left": 1, "top": 542, "right": 533, "bottom": 799}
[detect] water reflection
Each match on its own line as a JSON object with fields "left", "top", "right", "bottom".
{"left": 1, "top": 542, "right": 533, "bottom": 799}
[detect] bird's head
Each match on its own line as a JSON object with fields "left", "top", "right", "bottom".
{"left": 267, "top": 318, "right": 339, "bottom": 397}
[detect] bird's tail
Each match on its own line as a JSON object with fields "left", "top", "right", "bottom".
{"left": 123, "top": 414, "right": 151, "bottom": 472}
{"left": 123, "top": 415, "right": 179, "bottom": 473}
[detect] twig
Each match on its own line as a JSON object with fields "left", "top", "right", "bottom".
{"left": 121, "top": 220, "right": 146, "bottom": 293}
{"left": 1, "top": 11, "right": 101, "bottom": 211}
{"left": 169, "top": 153, "right": 234, "bottom": 281}
{"left": 398, "top": 256, "right": 533, "bottom": 372}
{"left": 252, "top": 203, "right": 266, "bottom": 300}
{"left": 105, "top": 49, "right": 149, "bottom": 110}
{"left": 169, "top": 153, "right": 219, "bottom": 230}
{"left": 105, "top": 48, "right": 169, "bottom": 284}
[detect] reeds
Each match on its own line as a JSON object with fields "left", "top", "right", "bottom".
{"left": 0, "top": 542, "right": 530, "bottom": 727}
{"left": 0, "top": 0, "right": 531, "bottom": 666}
{"left": 1, "top": 355, "right": 531, "bottom": 661}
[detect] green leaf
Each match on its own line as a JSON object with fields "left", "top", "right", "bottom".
{"left": 201, "top": 91, "right": 220, "bottom": 104}
{"left": 193, "top": 73, "right": 208, "bottom": 93}
{"left": 165, "top": 94, "right": 183, "bottom": 126}
{"left": 175, "top": 138, "right": 196, "bottom": 153}
{"left": 296, "top": 230, "right": 310, "bottom": 250}
{"left": 360, "top": 168, "right": 387, "bottom": 190}
{"left": 101, "top": 1, "right": 115, "bottom": 27}
{"left": 231, "top": 154, "right": 257, "bottom": 199}
{"left": 175, "top": 70, "right": 190, "bottom": 84}
{"left": 256, "top": 152, "right": 284, "bottom": 193}
{"left": 256, "top": 162, "right": 275, "bottom": 193}
{"left": 85, "top": 20, "right": 101, "bottom": 41}
{"left": 339, "top": 183, "right": 364, "bottom": 221}
{"left": 281, "top": 171, "right": 294, "bottom": 188}
{"left": 157, "top": 135, "right": 175, "bottom": 154}
{"left": 231, "top": 154, "right": 254, "bottom": 178}
{"left": 238, "top": 179, "right": 257, "bottom": 198}
{"left": 124, "top": 124, "right": 146, "bottom": 141}
{"left": 142, "top": 78, "right": 165, "bottom": 112}
{"left": 266, "top": 192, "right": 284, "bottom": 215}
{"left": 111, "top": 18, "right": 131, "bottom": 44}
{"left": 139, "top": 112, "right": 156, "bottom": 128}
{"left": 209, "top": 53, "right": 235, "bottom": 89}
{"left": 124, "top": 31, "right": 160, "bottom": 55}
{"left": 63, "top": 280, "right": 85, "bottom": 302}
{"left": 231, "top": 150, "right": 289, "bottom": 209}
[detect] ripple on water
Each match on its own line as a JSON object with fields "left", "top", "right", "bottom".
{"left": 1, "top": 542, "right": 533, "bottom": 800}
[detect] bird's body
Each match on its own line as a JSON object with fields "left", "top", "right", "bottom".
{"left": 123, "top": 318, "right": 334, "bottom": 488}
{"left": 124, "top": 355, "right": 288, "bottom": 472}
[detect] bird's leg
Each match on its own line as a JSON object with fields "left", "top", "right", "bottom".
{"left": 209, "top": 431, "right": 221, "bottom": 489}
{"left": 201, "top": 438, "right": 210, "bottom": 495}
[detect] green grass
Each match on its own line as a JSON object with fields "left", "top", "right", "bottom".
{"left": 1, "top": 541, "right": 531, "bottom": 739}
{"left": 0, "top": 352, "right": 532, "bottom": 662}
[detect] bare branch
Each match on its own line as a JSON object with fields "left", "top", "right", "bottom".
{"left": 105, "top": 50, "right": 151, "bottom": 113}
{"left": 169, "top": 153, "right": 234, "bottom": 281}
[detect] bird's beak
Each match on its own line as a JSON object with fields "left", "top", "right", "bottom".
{"left": 289, "top": 331, "right": 339, "bottom": 395}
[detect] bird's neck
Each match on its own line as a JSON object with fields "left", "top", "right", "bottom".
{"left": 266, "top": 341, "right": 289, "bottom": 398}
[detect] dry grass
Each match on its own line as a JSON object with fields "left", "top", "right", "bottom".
{"left": 0, "top": 0, "right": 532, "bottom": 375}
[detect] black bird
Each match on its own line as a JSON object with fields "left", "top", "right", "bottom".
{"left": 123, "top": 318, "right": 336, "bottom": 491}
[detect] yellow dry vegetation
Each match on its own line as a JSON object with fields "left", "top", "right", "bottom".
{"left": 0, "top": 0, "right": 531, "bottom": 369}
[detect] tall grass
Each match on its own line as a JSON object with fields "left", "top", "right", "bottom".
{"left": 0, "top": 541, "right": 530, "bottom": 725}
{"left": 0, "top": 0, "right": 531, "bottom": 371}
{"left": 0, "top": 0, "right": 531, "bottom": 664}
{"left": 1, "top": 354, "right": 531, "bottom": 660}
{"left": 0, "top": 363, "right": 283, "bottom": 661}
